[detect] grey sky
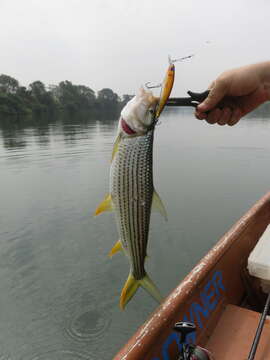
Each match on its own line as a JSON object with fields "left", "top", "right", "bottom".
{"left": 1, "top": 0, "right": 269, "bottom": 97}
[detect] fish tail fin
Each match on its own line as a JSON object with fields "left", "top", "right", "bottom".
{"left": 120, "top": 272, "right": 163, "bottom": 310}
{"left": 120, "top": 273, "right": 139, "bottom": 310}
{"left": 140, "top": 274, "right": 163, "bottom": 304}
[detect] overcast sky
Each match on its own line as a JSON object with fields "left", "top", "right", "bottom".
{"left": 1, "top": 0, "right": 270, "bottom": 97}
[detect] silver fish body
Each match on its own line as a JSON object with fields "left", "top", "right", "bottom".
{"left": 110, "top": 131, "right": 154, "bottom": 280}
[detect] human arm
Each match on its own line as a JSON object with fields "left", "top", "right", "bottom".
{"left": 195, "top": 62, "right": 270, "bottom": 126}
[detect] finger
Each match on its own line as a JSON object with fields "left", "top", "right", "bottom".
{"left": 217, "top": 107, "right": 232, "bottom": 126}
{"left": 208, "top": 80, "right": 216, "bottom": 89}
{"left": 205, "top": 108, "right": 222, "bottom": 124}
{"left": 195, "top": 110, "right": 207, "bottom": 120}
{"left": 227, "top": 108, "right": 242, "bottom": 126}
{"left": 197, "top": 78, "right": 228, "bottom": 113}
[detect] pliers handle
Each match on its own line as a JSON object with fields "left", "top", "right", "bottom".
{"left": 166, "top": 90, "right": 209, "bottom": 107}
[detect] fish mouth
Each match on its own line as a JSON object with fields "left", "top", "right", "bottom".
{"left": 120, "top": 117, "right": 137, "bottom": 135}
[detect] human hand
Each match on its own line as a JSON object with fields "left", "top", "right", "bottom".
{"left": 195, "top": 62, "right": 270, "bottom": 126}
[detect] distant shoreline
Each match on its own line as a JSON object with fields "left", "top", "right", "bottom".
{"left": 0, "top": 74, "right": 133, "bottom": 121}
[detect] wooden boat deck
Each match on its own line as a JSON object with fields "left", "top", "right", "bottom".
{"left": 206, "top": 304, "right": 270, "bottom": 359}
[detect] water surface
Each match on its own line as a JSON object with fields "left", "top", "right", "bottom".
{"left": 0, "top": 110, "right": 270, "bottom": 359}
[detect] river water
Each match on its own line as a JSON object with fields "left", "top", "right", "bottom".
{"left": 0, "top": 109, "right": 269, "bottom": 359}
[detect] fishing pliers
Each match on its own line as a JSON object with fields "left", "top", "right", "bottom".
{"left": 166, "top": 90, "right": 210, "bottom": 108}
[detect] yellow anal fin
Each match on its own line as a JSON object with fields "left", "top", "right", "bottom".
{"left": 109, "top": 240, "right": 123, "bottom": 257}
{"left": 111, "top": 133, "right": 121, "bottom": 162}
{"left": 152, "top": 190, "right": 168, "bottom": 221}
{"left": 94, "top": 194, "right": 113, "bottom": 216}
{"left": 120, "top": 272, "right": 163, "bottom": 310}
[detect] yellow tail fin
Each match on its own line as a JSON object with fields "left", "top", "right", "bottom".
{"left": 120, "top": 272, "right": 163, "bottom": 310}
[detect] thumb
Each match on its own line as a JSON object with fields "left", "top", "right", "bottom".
{"left": 197, "top": 79, "right": 228, "bottom": 112}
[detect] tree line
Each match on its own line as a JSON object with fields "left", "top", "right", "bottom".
{"left": 0, "top": 74, "right": 133, "bottom": 119}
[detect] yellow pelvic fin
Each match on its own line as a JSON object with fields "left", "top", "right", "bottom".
{"left": 108, "top": 240, "right": 123, "bottom": 257}
{"left": 152, "top": 190, "right": 168, "bottom": 221}
{"left": 94, "top": 194, "right": 113, "bottom": 216}
{"left": 111, "top": 134, "right": 121, "bottom": 162}
{"left": 120, "top": 272, "right": 163, "bottom": 310}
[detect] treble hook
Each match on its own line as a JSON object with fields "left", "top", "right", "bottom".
{"left": 145, "top": 82, "right": 162, "bottom": 89}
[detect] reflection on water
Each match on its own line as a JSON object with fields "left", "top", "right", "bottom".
{"left": 0, "top": 110, "right": 270, "bottom": 359}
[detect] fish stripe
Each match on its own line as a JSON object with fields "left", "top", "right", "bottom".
{"left": 136, "top": 140, "right": 144, "bottom": 278}
{"left": 132, "top": 140, "right": 138, "bottom": 276}
{"left": 129, "top": 143, "right": 137, "bottom": 274}
{"left": 110, "top": 131, "right": 154, "bottom": 280}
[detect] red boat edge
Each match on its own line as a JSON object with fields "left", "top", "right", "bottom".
{"left": 114, "top": 191, "right": 270, "bottom": 360}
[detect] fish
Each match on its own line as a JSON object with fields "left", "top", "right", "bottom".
{"left": 95, "top": 87, "right": 168, "bottom": 309}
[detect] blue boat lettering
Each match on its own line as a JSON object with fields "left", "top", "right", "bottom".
{"left": 152, "top": 270, "right": 225, "bottom": 360}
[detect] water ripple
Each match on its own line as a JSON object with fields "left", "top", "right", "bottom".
{"left": 65, "top": 306, "right": 111, "bottom": 343}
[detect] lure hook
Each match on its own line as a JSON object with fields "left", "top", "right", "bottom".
{"left": 145, "top": 82, "right": 162, "bottom": 89}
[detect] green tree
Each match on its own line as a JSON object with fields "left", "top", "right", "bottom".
{"left": 56, "top": 81, "right": 96, "bottom": 114}
{"left": 98, "top": 88, "right": 119, "bottom": 103}
{"left": 0, "top": 73, "right": 124, "bottom": 120}
{"left": 29, "top": 81, "right": 58, "bottom": 114}
{"left": 97, "top": 88, "right": 120, "bottom": 117}
{"left": 29, "top": 81, "right": 46, "bottom": 101}
{"left": 121, "top": 94, "right": 133, "bottom": 106}
{"left": 76, "top": 85, "right": 96, "bottom": 108}
{"left": 0, "top": 74, "right": 19, "bottom": 94}
{"left": 0, "top": 92, "right": 31, "bottom": 115}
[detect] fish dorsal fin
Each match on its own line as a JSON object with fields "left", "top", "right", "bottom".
{"left": 94, "top": 194, "right": 113, "bottom": 216}
{"left": 111, "top": 134, "right": 121, "bottom": 162}
{"left": 109, "top": 239, "right": 123, "bottom": 257}
{"left": 152, "top": 190, "right": 168, "bottom": 221}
